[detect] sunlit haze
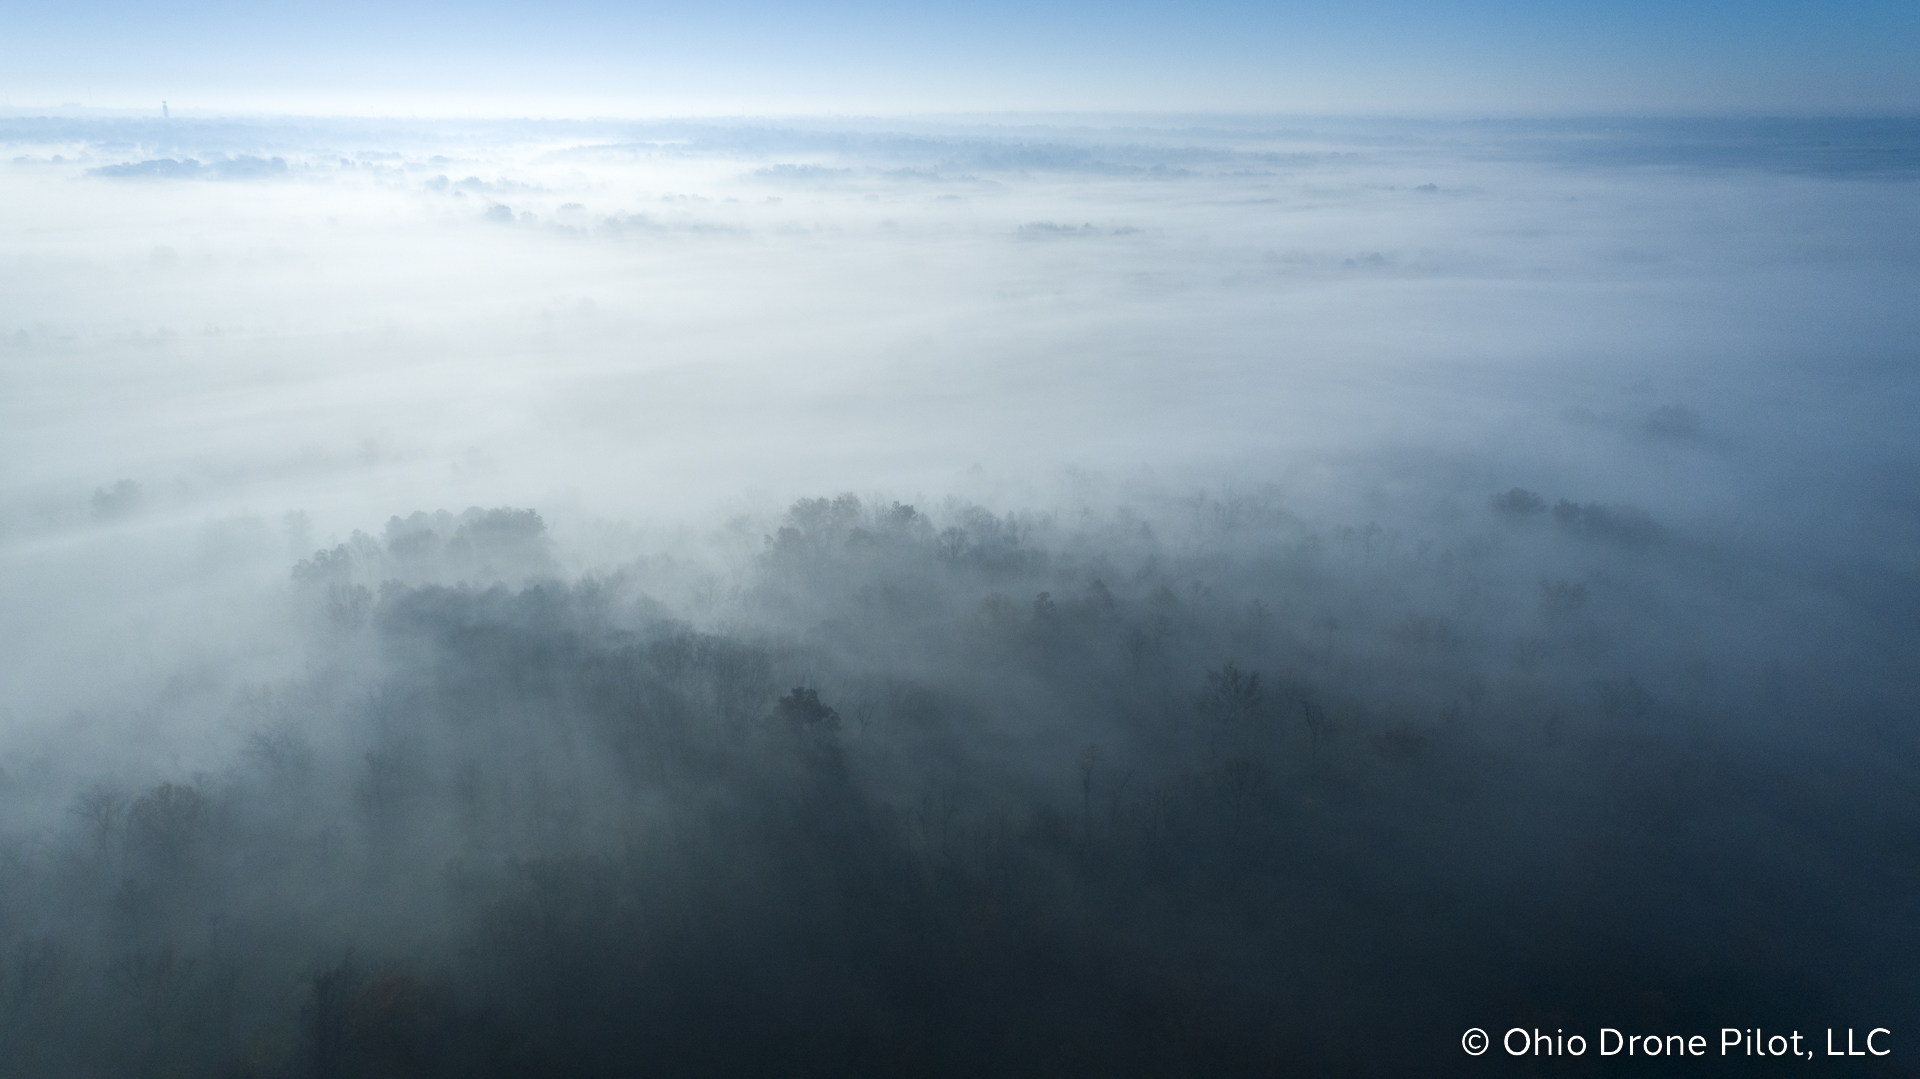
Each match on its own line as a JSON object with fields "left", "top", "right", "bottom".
{"left": 1, "top": 8, "right": 1916, "bottom": 1076}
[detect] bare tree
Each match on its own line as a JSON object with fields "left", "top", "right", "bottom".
{"left": 1077, "top": 744, "right": 1100, "bottom": 839}
{"left": 72, "top": 785, "right": 128, "bottom": 853}
{"left": 1301, "top": 700, "right": 1332, "bottom": 755}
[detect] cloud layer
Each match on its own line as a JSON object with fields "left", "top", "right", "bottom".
{"left": 0, "top": 115, "right": 1915, "bottom": 1074}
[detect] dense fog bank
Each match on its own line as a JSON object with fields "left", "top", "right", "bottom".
{"left": 1, "top": 489, "right": 1914, "bottom": 1076}
{"left": 1, "top": 115, "right": 1916, "bottom": 1074}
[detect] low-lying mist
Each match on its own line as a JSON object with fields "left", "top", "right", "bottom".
{"left": 1, "top": 115, "right": 1915, "bottom": 1076}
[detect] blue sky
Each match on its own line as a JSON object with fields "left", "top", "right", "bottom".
{"left": 3, "top": 0, "right": 1916, "bottom": 115}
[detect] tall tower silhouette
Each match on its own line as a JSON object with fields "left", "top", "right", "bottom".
{"left": 162, "top": 101, "right": 169, "bottom": 119}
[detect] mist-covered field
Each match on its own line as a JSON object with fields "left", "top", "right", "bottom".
{"left": 1, "top": 115, "right": 1916, "bottom": 1076}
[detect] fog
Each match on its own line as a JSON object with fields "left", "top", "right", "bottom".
{"left": 1, "top": 115, "right": 1916, "bottom": 1075}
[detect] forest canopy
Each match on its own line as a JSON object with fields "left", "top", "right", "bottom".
{"left": 1, "top": 489, "right": 1910, "bottom": 1077}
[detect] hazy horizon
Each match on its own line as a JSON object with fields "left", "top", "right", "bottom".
{"left": 10, "top": 0, "right": 1920, "bottom": 116}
